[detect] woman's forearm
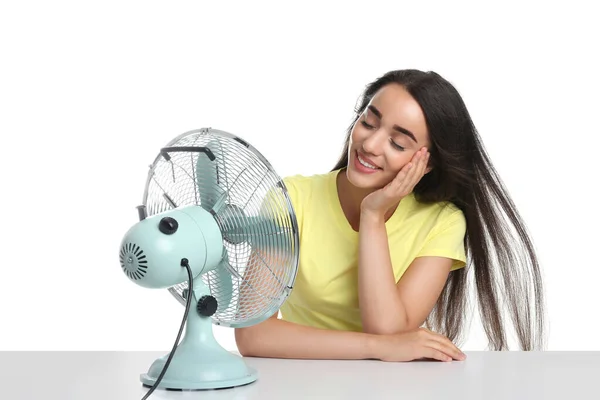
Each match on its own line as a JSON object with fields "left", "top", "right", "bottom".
{"left": 235, "top": 316, "right": 379, "bottom": 360}
{"left": 358, "top": 211, "right": 408, "bottom": 334}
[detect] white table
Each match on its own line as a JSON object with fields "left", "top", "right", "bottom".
{"left": 0, "top": 351, "right": 597, "bottom": 399}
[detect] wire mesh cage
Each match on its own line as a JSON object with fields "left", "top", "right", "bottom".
{"left": 142, "top": 128, "right": 299, "bottom": 327}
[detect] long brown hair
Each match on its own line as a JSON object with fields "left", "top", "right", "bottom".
{"left": 332, "top": 69, "right": 546, "bottom": 350}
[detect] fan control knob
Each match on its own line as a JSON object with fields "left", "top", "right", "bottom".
{"left": 158, "top": 217, "right": 178, "bottom": 235}
{"left": 197, "top": 295, "right": 218, "bottom": 317}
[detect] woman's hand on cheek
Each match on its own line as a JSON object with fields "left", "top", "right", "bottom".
{"left": 360, "top": 147, "right": 430, "bottom": 218}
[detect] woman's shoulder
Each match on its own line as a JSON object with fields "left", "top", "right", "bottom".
{"left": 410, "top": 193, "right": 462, "bottom": 215}
{"left": 282, "top": 171, "right": 334, "bottom": 195}
{"left": 283, "top": 171, "right": 333, "bottom": 185}
{"left": 407, "top": 195, "right": 466, "bottom": 231}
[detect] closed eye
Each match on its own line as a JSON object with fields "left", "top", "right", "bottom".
{"left": 361, "top": 121, "right": 405, "bottom": 151}
{"left": 360, "top": 121, "right": 375, "bottom": 129}
{"left": 389, "top": 138, "right": 405, "bottom": 151}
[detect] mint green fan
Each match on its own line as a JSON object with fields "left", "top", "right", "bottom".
{"left": 119, "top": 128, "right": 299, "bottom": 398}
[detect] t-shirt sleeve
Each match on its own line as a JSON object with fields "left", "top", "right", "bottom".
{"left": 282, "top": 176, "right": 298, "bottom": 209}
{"left": 415, "top": 207, "right": 467, "bottom": 271}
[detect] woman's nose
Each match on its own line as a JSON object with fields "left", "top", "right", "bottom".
{"left": 362, "top": 129, "right": 386, "bottom": 155}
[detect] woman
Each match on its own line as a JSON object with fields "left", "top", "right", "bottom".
{"left": 235, "top": 69, "right": 546, "bottom": 362}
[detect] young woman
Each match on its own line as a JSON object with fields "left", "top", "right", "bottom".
{"left": 235, "top": 69, "right": 546, "bottom": 362}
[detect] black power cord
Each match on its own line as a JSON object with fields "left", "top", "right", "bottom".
{"left": 142, "top": 258, "right": 193, "bottom": 400}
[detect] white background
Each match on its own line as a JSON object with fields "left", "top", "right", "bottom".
{"left": 1, "top": 1, "right": 598, "bottom": 352}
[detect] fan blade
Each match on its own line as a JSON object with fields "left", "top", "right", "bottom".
{"left": 211, "top": 257, "right": 235, "bottom": 314}
{"left": 196, "top": 138, "right": 227, "bottom": 212}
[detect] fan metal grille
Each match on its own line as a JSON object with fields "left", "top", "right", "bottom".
{"left": 142, "top": 128, "right": 299, "bottom": 327}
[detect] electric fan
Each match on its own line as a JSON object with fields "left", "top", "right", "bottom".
{"left": 119, "top": 128, "right": 299, "bottom": 398}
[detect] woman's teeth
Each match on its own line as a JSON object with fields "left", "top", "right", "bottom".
{"left": 358, "top": 154, "right": 378, "bottom": 169}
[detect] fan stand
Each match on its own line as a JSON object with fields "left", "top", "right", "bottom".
{"left": 140, "top": 278, "right": 257, "bottom": 390}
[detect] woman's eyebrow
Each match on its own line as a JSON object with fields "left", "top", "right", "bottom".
{"left": 368, "top": 105, "right": 418, "bottom": 144}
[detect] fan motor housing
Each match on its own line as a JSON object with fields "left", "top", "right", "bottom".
{"left": 119, "top": 206, "right": 223, "bottom": 289}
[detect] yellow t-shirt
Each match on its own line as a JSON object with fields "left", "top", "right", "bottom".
{"left": 279, "top": 169, "right": 467, "bottom": 332}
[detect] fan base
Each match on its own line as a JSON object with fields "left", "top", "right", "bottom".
{"left": 139, "top": 351, "right": 257, "bottom": 391}
{"left": 141, "top": 379, "right": 255, "bottom": 391}
{"left": 140, "top": 370, "right": 257, "bottom": 391}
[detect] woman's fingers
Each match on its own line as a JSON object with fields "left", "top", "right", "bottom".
{"left": 426, "top": 339, "right": 465, "bottom": 361}
{"left": 415, "top": 149, "right": 428, "bottom": 178}
{"left": 419, "top": 328, "right": 466, "bottom": 361}
{"left": 389, "top": 148, "right": 430, "bottom": 196}
{"left": 420, "top": 151, "right": 430, "bottom": 175}
{"left": 403, "top": 149, "right": 428, "bottom": 190}
{"left": 423, "top": 348, "right": 453, "bottom": 362}
{"left": 381, "top": 148, "right": 431, "bottom": 203}
{"left": 431, "top": 332, "right": 465, "bottom": 359}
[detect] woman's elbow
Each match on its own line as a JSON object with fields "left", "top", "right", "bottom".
{"left": 234, "top": 328, "right": 254, "bottom": 356}
{"left": 235, "top": 313, "right": 277, "bottom": 357}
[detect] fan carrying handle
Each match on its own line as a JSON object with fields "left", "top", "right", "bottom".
{"left": 137, "top": 205, "right": 147, "bottom": 221}
{"left": 160, "top": 146, "right": 216, "bottom": 161}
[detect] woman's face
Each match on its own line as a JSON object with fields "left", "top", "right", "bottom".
{"left": 346, "top": 83, "right": 431, "bottom": 190}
